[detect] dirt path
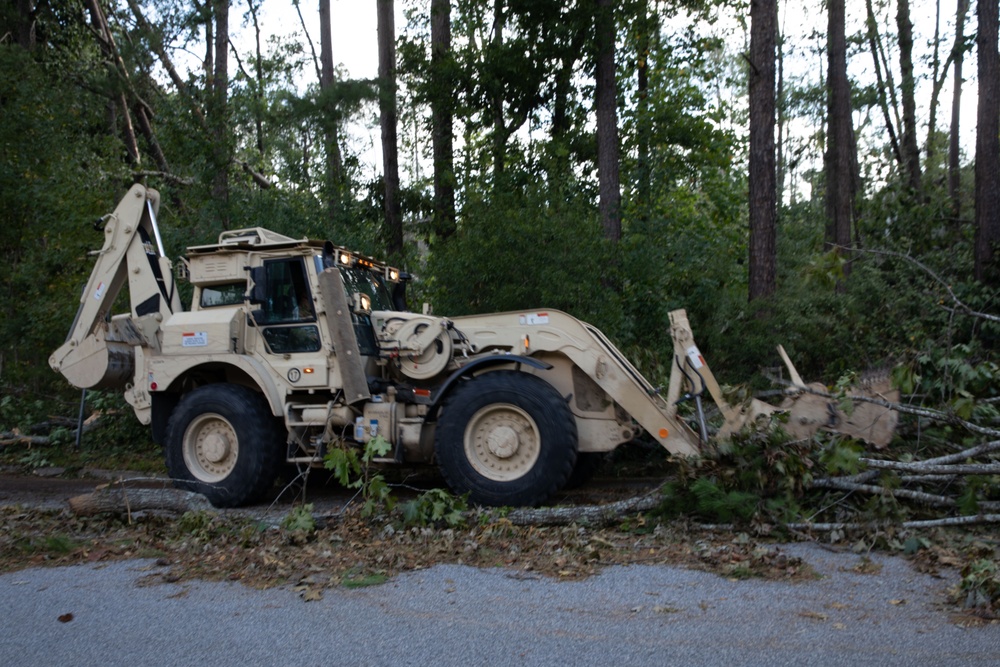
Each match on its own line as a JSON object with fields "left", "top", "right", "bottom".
{"left": 0, "top": 473, "right": 100, "bottom": 509}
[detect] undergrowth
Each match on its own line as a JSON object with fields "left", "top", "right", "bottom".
{"left": 322, "top": 436, "right": 468, "bottom": 528}
{"left": 0, "top": 390, "right": 163, "bottom": 474}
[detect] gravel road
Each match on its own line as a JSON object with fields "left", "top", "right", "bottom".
{"left": 1, "top": 543, "right": 996, "bottom": 666}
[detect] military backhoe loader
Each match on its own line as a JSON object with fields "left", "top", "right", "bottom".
{"left": 50, "top": 186, "right": 896, "bottom": 507}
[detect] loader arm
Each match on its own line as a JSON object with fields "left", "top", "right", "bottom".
{"left": 49, "top": 184, "right": 181, "bottom": 389}
{"left": 449, "top": 310, "right": 704, "bottom": 457}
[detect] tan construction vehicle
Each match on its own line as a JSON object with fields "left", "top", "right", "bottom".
{"left": 50, "top": 185, "right": 896, "bottom": 508}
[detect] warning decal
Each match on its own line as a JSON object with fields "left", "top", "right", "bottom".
{"left": 518, "top": 312, "right": 550, "bottom": 326}
{"left": 685, "top": 345, "right": 704, "bottom": 370}
{"left": 181, "top": 332, "right": 208, "bottom": 347}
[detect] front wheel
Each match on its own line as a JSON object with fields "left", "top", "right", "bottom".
{"left": 165, "top": 384, "right": 283, "bottom": 507}
{"left": 435, "top": 371, "right": 577, "bottom": 507}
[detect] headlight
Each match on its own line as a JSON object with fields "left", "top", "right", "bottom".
{"left": 338, "top": 251, "right": 353, "bottom": 266}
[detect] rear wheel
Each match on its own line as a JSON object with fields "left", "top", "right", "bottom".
{"left": 165, "top": 384, "right": 283, "bottom": 507}
{"left": 435, "top": 371, "right": 577, "bottom": 507}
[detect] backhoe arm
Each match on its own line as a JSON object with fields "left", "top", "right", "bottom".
{"left": 49, "top": 184, "right": 180, "bottom": 389}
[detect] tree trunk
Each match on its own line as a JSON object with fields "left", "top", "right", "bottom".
{"left": 748, "top": 0, "right": 777, "bottom": 301}
{"left": 134, "top": 103, "right": 170, "bottom": 174}
{"left": 16, "top": 0, "right": 35, "bottom": 50}
{"left": 595, "top": 0, "right": 621, "bottom": 243}
{"left": 949, "top": 0, "right": 969, "bottom": 220}
{"left": 211, "top": 0, "right": 230, "bottom": 228}
{"left": 926, "top": 0, "right": 943, "bottom": 164}
{"left": 204, "top": 0, "right": 214, "bottom": 90}
{"left": 975, "top": 0, "right": 1000, "bottom": 281}
{"left": 320, "top": 0, "right": 344, "bottom": 221}
{"left": 84, "top": 0, "right": 140, "bottom": 167}
{"left": 377, "top": 0, "right": 403, "bottom": 259}
{"left": 776, "top": 21, "right": 785, "bottom": 205}
{"left": 491, "top": 0, "right": 506, "bottom": 177}
{"left": 248, "top": 0, "right": 266, "bottom": 159}
{"left": 825, "top": 0, "right": 856, "bottom": 267}
{"left": 635, "top": 0, "right": 652, "bottom": 224}
{"left": 213, "top": 0, "right": 229, "bottom": 144}
{"left": 126, "top": 0, "right": 208, "bottom": 131}
{"left": 865, "top": 0, "right": 903, "bottom": 168}
{"left": 430, "top": 0, "right": 455, "bottom": 240}
{"left": 897, "top": 0, "right": 921, "bottom": 192}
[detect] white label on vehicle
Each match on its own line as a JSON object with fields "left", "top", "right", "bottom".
{"left": 182, "top": 332, "right": 208, "bottom": 347}
{"left": 686, "top": 345, "right": 704, "bottom": 370}
{"left": 93, "top": 282, "right": 105, "bottom": 300}
{"left": 519, "top": 312, "right": 550, "bottom": 326}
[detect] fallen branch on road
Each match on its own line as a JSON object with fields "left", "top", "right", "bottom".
{"left": 505, "top": 491, "right": 662, "bottom": 527}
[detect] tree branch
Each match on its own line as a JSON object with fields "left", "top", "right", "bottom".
{"left": 859, "top": 459, "right": 1000, "bottom": 475}
{"left": 810, "top": 476, "right": 958, "bottom": 506}
{"left": 845, "top": 246, "right": 1000, "bottom": 323}
{"left": 134, "top": 170, "right": 195, "bottom": 186}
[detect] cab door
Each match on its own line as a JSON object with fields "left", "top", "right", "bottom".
{"left": 254, "top": 257, "right": 327, "bottom": 388}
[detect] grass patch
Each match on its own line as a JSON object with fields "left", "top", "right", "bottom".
{"left": 340, "top": 570, "right": 389, "bottom": 588}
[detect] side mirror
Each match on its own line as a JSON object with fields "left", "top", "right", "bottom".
{"left": 248, "top": 266, "right": 267, "bottom": 304}
{"left": 322, "top": 241, "right": 336, "bottom": 269}
{"left": 392, "top": 282, "right": 409, "bottom": 312}
{"left": 391, "top": 274, "right": 409, "bottom": 311}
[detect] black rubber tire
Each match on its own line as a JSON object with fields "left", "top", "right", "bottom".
{"left": 164, "top": 384, "right": 284, "bottom": 508}
{"left": 562, "top": 452, "right": 607, "bottom": 490}
{"left": 435, "top": 371, "right": 577, "bottom": 507}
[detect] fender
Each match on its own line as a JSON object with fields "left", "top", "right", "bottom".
{"left": 428, "top": 354, "right": 553, "bottom": 419}
{"left": 151, "top": 355, "right": 286, "bottom": 416}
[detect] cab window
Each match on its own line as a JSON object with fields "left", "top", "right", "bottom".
{"left": 314, "top": 255, "right": 394, "bottom": 311}
{"left": 260, "top": 258, "right": 315, "bottom": 324}
{"left": 200, "top": 282, "right": 245, "bottom": 308}
{"left": 259, "top": 258, "right": 320, "bottom": 354}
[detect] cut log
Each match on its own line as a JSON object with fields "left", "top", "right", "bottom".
{"left": 69, "top": 484, "right": 213, "bottom": 516}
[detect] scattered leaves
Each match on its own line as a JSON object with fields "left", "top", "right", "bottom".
{"left": 799, "top": 610, "right": 827, "bottom": 621}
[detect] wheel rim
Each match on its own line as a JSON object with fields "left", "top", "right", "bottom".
{"left": 463, "top": 403, "right": 540, "bottom": 482}
{"left": 182, "top": 413, "right": 239, "bottom": 483}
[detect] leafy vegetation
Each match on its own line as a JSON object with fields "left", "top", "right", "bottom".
{"left": 956, "top": 556, "right": 1000, "bottom": 615}
{"left": 658, "top": 419, "right": 821, "bottom": 526}
{"left": 323, "top": 436, "right": 396, "bottom": 516}
{"left": 0, "top": 391, "right": 164, "bottom": 475}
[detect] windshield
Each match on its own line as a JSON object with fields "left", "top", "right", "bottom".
{"left": 314, "top": 256, "right": 395, "bottom": 311}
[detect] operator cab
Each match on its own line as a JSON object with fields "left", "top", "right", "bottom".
{"left": 184, "top": 228, "right": 410, "bottom": 358}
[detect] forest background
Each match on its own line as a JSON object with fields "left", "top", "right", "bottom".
{"left": 2, "top": 0, "right": 999, "bottom": 429}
